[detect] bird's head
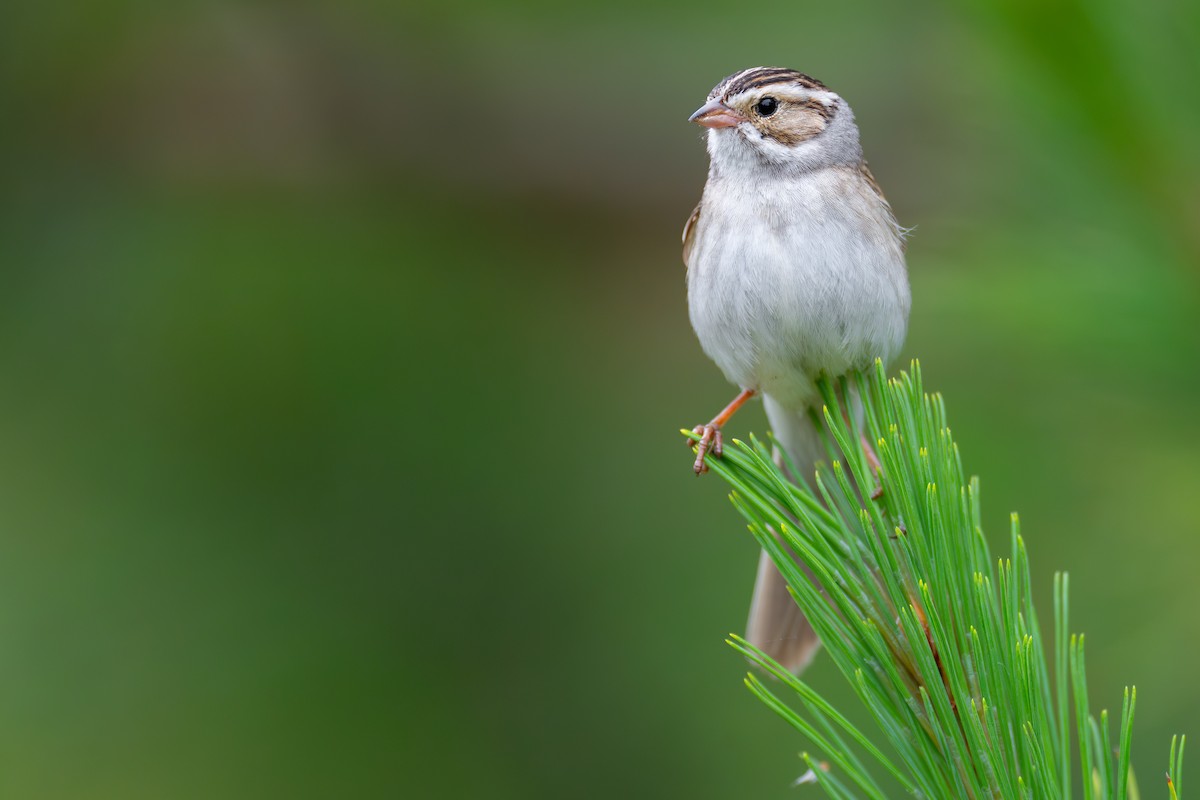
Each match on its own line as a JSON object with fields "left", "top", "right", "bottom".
{"left": 690, "top": 67, "right": 863, "bottom": 174}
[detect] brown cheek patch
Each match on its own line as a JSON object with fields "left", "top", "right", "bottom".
{"left": 760, "top": 101, "right": 830, "bottom": 146}
{"left": 802, "top": 98, "right": 834, "bottom": 122}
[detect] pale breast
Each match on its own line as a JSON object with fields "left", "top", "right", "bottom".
{"left": 686, "top": 166, "right": 909, "bottom": 410}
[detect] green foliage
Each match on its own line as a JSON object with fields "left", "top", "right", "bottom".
{"left": 689, "top": 362, "right": 1185, "bottom": 799}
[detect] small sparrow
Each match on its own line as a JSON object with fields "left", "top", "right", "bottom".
{"left": 684, "top": 67, "right": 910, "bottom": 673}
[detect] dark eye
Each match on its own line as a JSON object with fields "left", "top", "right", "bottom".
{"left": 754, "top": 97, "right": 778, "bottom": 117}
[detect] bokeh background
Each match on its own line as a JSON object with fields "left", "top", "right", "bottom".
{"left": 2, "top": 1, "right": 1198, "bottom": 797}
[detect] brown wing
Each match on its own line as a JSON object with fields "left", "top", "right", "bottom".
{"left": 859, "top": 161, "right": 889, "bottom": 203}
{"left": 860, "top": 162, "right": 908, "bottom": 252}
{"left": 681, "top": 203, "right": 701, "bottom": 265}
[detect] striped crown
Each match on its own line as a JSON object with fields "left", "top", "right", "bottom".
{"left": 709, "top": 67, "right": 828, "bottom": 101}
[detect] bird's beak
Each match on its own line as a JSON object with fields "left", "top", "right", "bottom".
{"left": 688, "top": 99, "right": 746, "bottom": 129}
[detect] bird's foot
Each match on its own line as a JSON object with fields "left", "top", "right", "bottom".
{"left": 687, "top": 389, "right": 755, "bottom": 476}
{"left": 690, "top": 423, "right": 724, "bottom": 475}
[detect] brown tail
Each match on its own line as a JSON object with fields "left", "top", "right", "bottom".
{"left": 747, "top": 391, "right": 860, "bottom": 674}
{"left": 745, "top": 547, "right": 821, "bottom": 673}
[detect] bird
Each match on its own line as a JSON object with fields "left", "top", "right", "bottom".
{"left": 683, "top": 67, "right": 911, "bottom": 673}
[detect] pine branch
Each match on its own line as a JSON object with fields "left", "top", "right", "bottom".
{"left": 687, "top": 361, "right": 1185, "bottom": 799}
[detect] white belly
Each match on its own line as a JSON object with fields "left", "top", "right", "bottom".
{"left": 686, "top": 167, "right": 910, "bottom": 410}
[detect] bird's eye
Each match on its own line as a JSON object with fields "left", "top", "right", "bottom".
{"left": 755, "top": 97, "right": 778, "bottom": 117}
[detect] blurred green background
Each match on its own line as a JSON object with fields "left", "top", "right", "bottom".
{"left": 1, "top": 1, "right": 1198, "bottom": 797}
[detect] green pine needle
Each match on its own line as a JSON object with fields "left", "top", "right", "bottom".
{"left": 692, "top": 361, "right": 1184, "bottom": 799}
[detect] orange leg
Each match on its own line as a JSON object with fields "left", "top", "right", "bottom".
{"left": 690, "top": 389, "right": 756, "bottom": 475}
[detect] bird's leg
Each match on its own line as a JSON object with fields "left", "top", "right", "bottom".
{"left": 861, "top": 433, "right": 884, "bottom": 500}
{"left": 830, "top": 385, "right": 885, "bottom": 500}
{"left": 691, "top": 389, "right": 756, "bottom": 475}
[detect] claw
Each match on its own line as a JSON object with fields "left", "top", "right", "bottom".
{"left": 862, "top": 433, "right": 884, "bottom": 500}
{"left": 692, "top": 423, "right": 722, "bottom": 475}
{"left": 687, "top": 389, "right": 755, "bottom": 476}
